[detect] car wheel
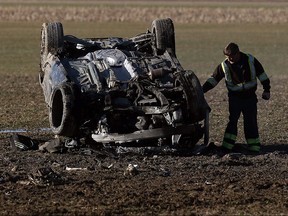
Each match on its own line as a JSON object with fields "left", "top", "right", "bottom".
{"left": 49, "top": 83, "right": 78, "bottom": 137}
{"left": 151, "top": 18, "right": 175, "bottom": 55}
{"left": 40, "top": 22, "right": 64, "bottom": 80}
{"left": 176, "top": 135, "right": 200, "bottom": 149}
{"left": 173, "top": 124, "right": 204, "bottom": 149}
{"left": 189, "top": 71, "right": 208, "bottom": 121}
{"left": 177, "top": 70, "right": 209, "bottom": 122}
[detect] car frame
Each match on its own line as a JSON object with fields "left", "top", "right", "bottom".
{"left": 39, "top": 18, "right": 210, "bottom": 148}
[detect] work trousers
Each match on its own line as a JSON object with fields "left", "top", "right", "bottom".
{"left": 222, "top": 94, "right": 261, "bottom": 151}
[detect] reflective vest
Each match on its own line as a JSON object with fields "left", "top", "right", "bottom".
{"left": 221, "top": 54, "right": 257, "bottom": 92}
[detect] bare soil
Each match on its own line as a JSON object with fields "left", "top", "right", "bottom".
{"left": 0, "top": 74, "right": 287, "bottom": 215}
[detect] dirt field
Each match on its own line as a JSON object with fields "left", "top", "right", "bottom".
{"left": 0, "top": 2, "right": 288, "bottom": 215}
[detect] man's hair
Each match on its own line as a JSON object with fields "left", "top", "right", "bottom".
{"left": 223, "top": 42, "right": 239, "bottom": 56}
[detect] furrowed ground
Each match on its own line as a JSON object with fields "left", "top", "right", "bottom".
{"left": 0, "top": 1, "right": 287, "bottom": 215}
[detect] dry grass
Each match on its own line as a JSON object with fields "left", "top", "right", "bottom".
{"left": 0, "top": 4, "right": 288, "bottom": 24}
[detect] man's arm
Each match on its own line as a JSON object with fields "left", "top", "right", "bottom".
{"left": 254, "top": 57, "right": 271, "bottom": 99}
{"left": 202, "top": 64, "right": 225, "bottom": 93}
{"left": 254, "top": 58, "right": 271, "bottom": 92}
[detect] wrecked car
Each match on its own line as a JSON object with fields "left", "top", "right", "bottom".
{"left": 39, "top": 18, "right": 210, "bottom": 148}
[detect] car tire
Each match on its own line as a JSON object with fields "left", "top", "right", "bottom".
{"left": 151, "top": 18, "right": 176, "bottom": 55}
{"left": 40, "top": 22, "right": 64, "bottom": 77}
{"left": 49, "top": 83, "right": 78, "bottom": 137}
{"left": 188, "top": 71, "right": 208, "bottom": 121}
{"left": 177, "top": 70, "right": 209, "bottom": 122}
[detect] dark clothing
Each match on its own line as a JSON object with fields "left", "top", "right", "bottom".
{"left": 202, "top": 52, "right": 270, "bottom": 152}
{"left": 202, "top": 52, "right": 271, "bottom": 97}
{"left": 223, "top": 95, "right": 260, "bottom": 148}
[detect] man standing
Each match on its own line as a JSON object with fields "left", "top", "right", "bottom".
{"left": 202, "top": 42, "right": 270, "bottom": 153}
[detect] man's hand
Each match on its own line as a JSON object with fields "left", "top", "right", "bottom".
{"left": 262, "top": 92, "right": 270, "bottom": 100}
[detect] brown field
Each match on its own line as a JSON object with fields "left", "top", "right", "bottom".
{"left": 0, "top": 2, "right": 287, "bottom": 215}
{"left": 1, "top": 3, "right": 288, "bottom": 24}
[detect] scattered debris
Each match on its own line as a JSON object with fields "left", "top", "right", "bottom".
{"left": 9, "top": 134, "right": 38, "bottom": 151}
{"left": 64, "top": 139, "right": 79, "bottom": 149}
{"left": 205, "top": 180, "right": 212, "bottom": 185}
{"left": 38, "top": 137, "right": 66, "bottom": 153}
{"left": 8, "top": 133, "right": 265, "bottom": 158}
{"left": 159, "top": 167, "right": 171, "bottom": 177}
{"left": 11, "top": 166, "right": 18, "bottom": 172}
{"left": 124, "top": 164, "right": 139, "bottom": 176}
{"left": 101, "top": 163, "right": 115, "bottom": 169}
{"left": 28, "top": 167, "right": 65, "bottom": 185}
{"left": 65, "top": 167, "right": 88, "bottom": 171}
{"left": 17, "top": 180, "right": 31, "bottom": 185}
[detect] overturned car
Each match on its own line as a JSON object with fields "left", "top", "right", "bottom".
{"left": 39, "top": 18, "right": 210, "bottom": 148}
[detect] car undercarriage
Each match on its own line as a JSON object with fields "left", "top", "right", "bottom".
{"left": 39, "top": 18, "right": 210, "bottom": 148}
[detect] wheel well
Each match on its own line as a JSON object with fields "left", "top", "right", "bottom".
{"left": 51, "top": 88, "right": 64, "bottom": 128}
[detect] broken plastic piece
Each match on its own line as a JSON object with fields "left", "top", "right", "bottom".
{"left": 10, "top": 134, "right": 38, "bottom": 151}
{"left": 39, "top": 137, "right": 66, "bottom": 153}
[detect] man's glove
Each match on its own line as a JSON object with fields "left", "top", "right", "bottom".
{"left": 262, "top": 92, "right": 270, "bottom": 100}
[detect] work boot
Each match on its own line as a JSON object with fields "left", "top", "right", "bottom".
{"left": 209, "top": 142, "right": 232, "bottom": 156}
{"left": 239, "top": 144, "right": 260, "bottom": 155}
{"left": 217, "top": 146, "right": 232, "bottom": 156}
{"left": 248, "top": 145, "right": 261, "bottom": 153}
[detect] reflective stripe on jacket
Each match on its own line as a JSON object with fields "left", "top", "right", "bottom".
{"left": 221, "top": 54, "right": 257, "bottom": 92}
